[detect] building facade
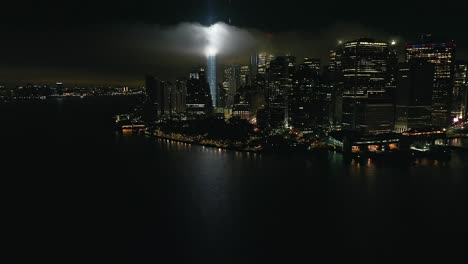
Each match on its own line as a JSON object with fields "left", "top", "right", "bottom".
{"left": 340, "top": 38, "right": 394, "bottom": 134}
{"left": 406, "top": 34, "right": 456, "bottom": 128}
{"left": 394, "top": 60, "right": 434, "bottom": 132}
{"left": 266, "top": 55, "right": 296, "bottom": 129}
{"left": 454, "top": 61, "right": 467, "bottom": 120}
{"left": 223, "top": 65, "right": 241, "bottom": 108}
{"left": 186, "top": 68, "right": 213, "bottom": 117}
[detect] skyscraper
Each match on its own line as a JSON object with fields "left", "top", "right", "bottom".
{"left": 144, "top": 75, "right": 162, "bottom": 121}
{"left": 207, "top": 54, "right": 217, "bottom": 107}
{"left": 302, "top": 58, "right": 321, "bottom": 81}
{"left": 454, "top": 61, "right": 467, "bottom": 120}
{"left": 266, "top": 55, "right": 296, "bottom": 129}
{"left": 240, "top": 65, "right": 250, "bottom": 86}
{"left": 394, "top": 59, "right": 434, "bottom": 132}
{"left": 406, "top": 34, "right": 456, "bottom": 128}
{"left": 251, "top": 52, "right": 274, "bottom": 86}
{"left": 186, "top": 68, "right": 213, "bottom": 117}
{"left": 172, "top": 80, "right": 187, "bottom": 113}
{"left": 223, "top": 65, "right": 241, "bottom": 107}
{"left": 340, "top": 38, "right": 394, "bottom": 134}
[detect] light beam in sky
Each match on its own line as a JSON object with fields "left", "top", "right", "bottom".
{"left": 204, "top": 23, "right": 227, "bottom": 107}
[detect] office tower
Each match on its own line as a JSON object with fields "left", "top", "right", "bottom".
{"left": 144, "top": 75, "right": 162, "bottom": 121}
{"left": 251, "top": 52, "right": 275, "bottom": 86}
{"left": 394, "top": 60, "right": 434, "bottom": 132}
{"left": 454, "top": 62, "right": 467, "bottom": 120}
{"left": 406, "top": 34, "right": 456, "bottom": 128}
{"left": 172, "top": 80, "right": 187, "bottom": 113}
{"left": 240, "top": 65, "right": 250, "bottom": 86}
{"left": 219, "top": 82, "right": 229, "bottom": 108}
{"left": 266, "top": 55, "right": 296, "bottom": 129}
{"left": 302, "top": 58, "right": 321, "bottom": 81}
{"left": 145, "top": 74, "right": 171, "bottom": 117}
{"left": 186, "top": 68, "right": 213, "bottom": 117}
{"left": 328, "top": 48, "right": 344, "bottom": 129}
{"left": 387, "top": 42, "right": 399, "bottom": 103}
{"left": 223, "top": 65, "right": 241, "bottom": 107}
{"left": 290, "top": 58, "right": 314, "bottom": 131}
{"left": 249, "top": 54, "right": 258, "bottom": 80}
{"left": 340, "top": 38, "right": 394, "bottom": 134}
{"left": 207, "top": 54, "right": 217, "bottom": 107}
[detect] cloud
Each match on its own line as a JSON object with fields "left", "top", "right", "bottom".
{"left": 0, "top": 21, "right": 405, "bottom": 85}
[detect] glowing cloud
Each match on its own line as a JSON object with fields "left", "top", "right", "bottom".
{"left": 204, "top": 23, "right": 228, "bottom": 56}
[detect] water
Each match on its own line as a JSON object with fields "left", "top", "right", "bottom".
{"left": 1, "top": 97, "right": 468, "bottom": 263}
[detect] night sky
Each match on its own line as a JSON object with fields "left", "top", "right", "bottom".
{"left": 1, "top": 0, "right": 466, "bottom": 86}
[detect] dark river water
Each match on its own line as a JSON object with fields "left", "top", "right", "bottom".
{"left": 1, "top": 97, "right": 468, "bottom": 263}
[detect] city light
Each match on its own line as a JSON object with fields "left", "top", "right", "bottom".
{"left": 391, "top": 40, "right": 396, "bottom": 45}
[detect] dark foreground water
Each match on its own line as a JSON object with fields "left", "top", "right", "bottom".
{"left": 1, "top": 97, "right": 468, "bottom": 263}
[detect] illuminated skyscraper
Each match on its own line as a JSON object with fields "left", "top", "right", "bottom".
{"left": 207, "top": 54, "right": 217, "bottom": 107}
{"left": 340, "top": 38, "right": 394, "bottom": 133}
{"left": 302, "top": 58, "right": 321, "bottom": 80}
{"left": 328, "top": 47, "right": 344, "bottom": 129}
{"left": 454, "top": 61, "right": 467, "bottom": 120}
{"left": 250, "top": 52, "right": 274, "bottom": 86}
{"left": 406, "top": 34, "right": 456, "bottom": 128}
{"left": 258, "top": 52, "right": 275, "bottom": 76}
{"left": 266, "top": 55, "right": 296, "bottom": 128}
{"left": 223, "top": 65, "right": 241, "bottom": 107}
{"left": 186, "top": 67, "right": 213, "bottom": 117}
{"left": 240, "top": 65, "right": 250, "bottom": 86}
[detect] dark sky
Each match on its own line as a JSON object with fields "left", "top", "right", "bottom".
{"left": 1, "top": 0, "right": 466, "bottom": 86}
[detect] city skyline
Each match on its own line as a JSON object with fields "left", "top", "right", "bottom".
{"left": 2, "top": 1, "right": 468, "bottom": 85}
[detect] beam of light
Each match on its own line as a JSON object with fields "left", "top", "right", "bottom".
{"left": 205, "top": 46, "right": 218, "bottom": 57}
{"left": 203, "top": 23, "right": 228, "bottom": 57}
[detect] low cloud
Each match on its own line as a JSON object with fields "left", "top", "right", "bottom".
{"left": 0, "top": 22, "right": 402, "bottom": 85}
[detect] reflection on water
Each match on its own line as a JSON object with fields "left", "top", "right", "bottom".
{"left": 3, "top": 98, "right": 467, "bottom": 263}
{"left": 448, "top": 137, "right": 468, "bottom": 148}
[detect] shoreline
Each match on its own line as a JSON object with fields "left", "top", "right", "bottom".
{"left": 146, "top": 130, "right": 262, "bottom": 153}
{"left": 121, "top": 128, "right": 468, "bottom": 158}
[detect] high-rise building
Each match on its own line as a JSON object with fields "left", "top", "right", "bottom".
{"left": 223, "top": 65, "right": 241, "bottom": 107}
{"left": 251, "top": 52, "right": 274, "bottom": 86}
{"left": 266, "top": 55, "right": 296, "bottom": 129}
{"left": 186, "top": 68, "right": 213, "bottom": 117}
{"left": 406, "top": 34, "right": 456, "bottom": 128}
{"left": 394, "top": 60, "right": 434, "bottom": 132}
{"left": 240, "top": 65, "right": 250, "bottom": 86}
{"left": 340, "top": 38, "right": 394, "bottom": 134}
{"left": 454, "top": 61, "right": 467, "bottom": 120}
{"left": 144, "top": 75, "right": 162, "bottom": 121}
{"left": 302, "top": 58, "right": 321, "bottom": 80}
{"left": 207, "top": 54, "right": 217, "bottom": 107}
{"left": 327, "top": 48, "right": 344, "bottom": 129}
{"left": 171, "top": 80, "right": 187, "bottom": 113}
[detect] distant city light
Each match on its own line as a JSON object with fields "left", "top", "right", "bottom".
{"left": 338, "top": 40, "right": 343, "bottom": 45}
{"left": 453, "top": 117, "right": 460, "bottom": 123}
{"left": 391, "top": 40, "right": 396, "bottom": 45}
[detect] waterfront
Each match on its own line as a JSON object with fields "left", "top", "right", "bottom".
{"left": 2, "top": 97, "right": 468, "bottom": 263}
